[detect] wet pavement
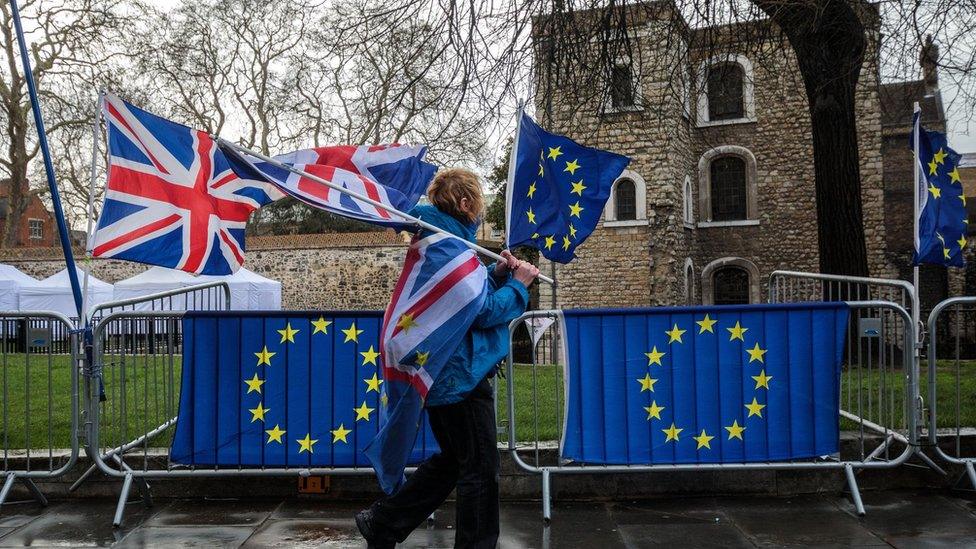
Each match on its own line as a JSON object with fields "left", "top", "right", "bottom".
{"left": 1, "top": 490, "right": 975, "bottom": 547}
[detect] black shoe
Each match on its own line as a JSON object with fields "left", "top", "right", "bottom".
{"left": 356, "top": 508, "right": 396, "bottom": 549}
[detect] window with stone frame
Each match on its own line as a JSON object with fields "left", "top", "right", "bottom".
{"left": 610, "top": 63, "right": 635, "bottom": 109}
{"left": 709, "top": 156, "right": 748, "bottom": 221}
{"left": 682, "top": 175, "right": 694, "bottom": 225}
{"left": 684, "top": 261, "right": 695, "bottom": 304}
{"left": 712, "top": 266, "right": 751, "bottom": 305}
{"left": 28, "top": 218, "right": 43, "bottom": 240}
{"left": 706, "top": 62, "right": 745, "bottom": 121}
{"left": 614, "top": 179, "right": 637, "bottom": 221}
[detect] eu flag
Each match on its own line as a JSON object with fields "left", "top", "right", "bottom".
{"left": 170, "top": 311, "right": 438, "bottom": 467}
{"left": 560, "top": 303, "right": 849, "bottom": 464}
{"left": 506, "top": 113, "right": 630, "bottom": 263}
{"left": 912, "top": 112, "right": 968, "bottom": 267}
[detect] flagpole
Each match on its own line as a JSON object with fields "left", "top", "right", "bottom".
{"left": 912, "top": 101, "right": 921, "bottom": 342}
{"left": 10, "top": 0, "right": 84, "bottom": 319}
{"left": 218, "top": 138, "right": 556, "bottom": 286}
{"left": 82, "top": 91, "right": 105, "bottom": 325}
{"left": 504, "top": 100, "right": 524, "bottom": 251}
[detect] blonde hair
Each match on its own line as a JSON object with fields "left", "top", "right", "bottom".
{"left": 427, "top": 168, "right": 484, "bottom": 223}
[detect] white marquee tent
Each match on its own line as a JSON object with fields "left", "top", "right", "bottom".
{"left": 19, "top": 267, "right": 114, "bottom": 318}
{"left": 113, "top": 266, "right": 282, "bottom": 311}
{"left": 0, "top": 264, "right": 41, "bottom": 310}
{"left": 200, "top": 267, "right": 281, "bottom": 311}
{"left": 112, "top": 266, "right": 200, "bottom": 310}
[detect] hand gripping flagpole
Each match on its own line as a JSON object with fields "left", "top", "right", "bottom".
{"left": 10, "top": 0, "right": 84, "bottom": 319}
{"left": 217, "top": 138, "right": 556, "bottom": 286}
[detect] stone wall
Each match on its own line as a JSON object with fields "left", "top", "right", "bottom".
{"left": 0, "top": 232, "right": 408, "bottom": 311}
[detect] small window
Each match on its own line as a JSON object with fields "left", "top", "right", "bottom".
{"left": 682, "top": 175, "right": 694, "bottom": 225}
{"left": 684, "top": 261, "right": 695, "bottom": 305}
{"left": 707, "top": 63, "right": 744, "bottom": 121}
{"left": 713, "top": 266, "right": 750, "bottom": 305}
{"left": 614, "top": 179, "right": 637, "bottom": 221}
{"left": 710, "top": 156, "right": 747, "bottom": 221}
{"left": 610, "top": 64, "right": 635, "bottom": 109}
{"left": 28, "top": 218, "right": 43, "bottom": 240}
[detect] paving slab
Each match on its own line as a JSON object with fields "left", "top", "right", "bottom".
{"left": 115, "top": 526, "right": 255, "bottom": 548}
{"left": 845, "top": 491, "right": 976, "bottom": 539}
{"left": 0, "top": 503, "right": 45, "bottom": 528}
{"left": 241, "top": 519, "right": 362, "bottom": 548}
{"left": 498, "top": 502, "right": 625, "bottom": 549}
{"left": 143, "top": 499, "right": 279, "bottom": 527}
{"left": 0, "top": 501, "right": 154, "bottom": 547}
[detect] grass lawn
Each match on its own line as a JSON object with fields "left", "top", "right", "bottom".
{"left": 3, "top": 354, "right": 976, "bottom": 449}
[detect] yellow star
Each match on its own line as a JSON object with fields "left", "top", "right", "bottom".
{"left": 929, "top": 183, "right": 941, "bottom": 199}
{"left": 745, "top": 397, "right": 765, "bottom": 418}
{"left": 547, "top": 146, "right": 563, "bottom": 160}
{"left": 666, "top": 323, "right": 686, "bottom": 344}
{"left": 526, "top": 208, "right": 537, "bottom": 224}
{"left": 360, "top": 345, "right": 380, "bottom": 366}
{"left": 747, "top": 342, "right": 767, "bottom": 363}
{"left": 562, "top": 235, "right": 571, "bottom": 251}
{"left": 937, "top": 232, "right": 946, "bottom": 244}
{"left": 244, "top": 373, "right": 265, "bottom": 394}
{"left": 527, "top": 182, "right": 537, "bottom": 199}
{"left": 538, "top": 162, "right": 544, "bottom": 177}
{"left": 531, "top": 232, "right": 540, "bottom": 238}
{"left": 696, "top": 314, "right": 717, "bottom": 334}
{"left": 265, "top": 424, "right": 286, "bottom": 444}
{"left": 644, "top": 401, "right": 665, "bottom": 420}
{"left": 297, "top": 432, "right": 318, "bottom": 453}
{"left": 342, "top": 323, "right": 364, "bottom": 343}
{"left": 637, "top": 373, "right": 658, "bottom": 392}
{"left": 570, "top": 180, "right": 586, "bottom": 195}
{"left": 752, "top": 369, "right": 773, "bottom": 389}
{"left": 944, "top": 247, "right": 952, "bottom": 260}
{"left": 929, "top": 159, "right": 939, "bottom": 176}
{"left": 725, "top": 420, "right": 745, "bottom": 440}
{"left": 364, "top": 372, "right": 384, "bottom": 393}
{"left": 934, "top": 148, "right": 948, "bottom": 164}
{"left": 568, "top": 224, "right": 577, "bottom": 238}
{"left": 727, "top": 321, "right": 748, "bottom": 342}
{"left": 568, "top": 201, "right": 583, "bottom": 218}
{"left": 960, "top": 194, "right": 967, "bottom": 206}
{"left": 645, "top": 346, "right": 665, "bottom": 366}
{"left": 958, "top": 234, "right": 967, "bottom": 249}
{"left": 544, "top": 235, "right": 556, "bottom": 250}
{"left": 277, "top": 323, "right": 299, "bottom": 343}
{"left": 331, "top": 423, "right": 352, "bottom": 444}
{"left": 311, "top": 316, "right": 332, "bottom": 334}
{"left": 354, "top": 401, "right": 375, "bottom": 421}
{"left": 254, "top": 346, "right": 275, "bottom": 366}
{"left": 564, "top": 158, "right": 580, "bottom": 175}
{"left": 415, "top": 350, "right": 430, "bottom": 367}
{"left": 248, "top": 402, "right": 269, "bottom": 423}
{"left": 396, "top": 313, "right": 417, "bottom": 333}
{"left": 380, "top": 392, "right": 389, "bottom": 407}
{"left": 949, "top": 166, "right": 962, "bottom": 184}
{"left": 693, "top": 429, "right": 714, "bottom": 450}
{"left": 662, "top": 422, "right": 683, "bottom": 442}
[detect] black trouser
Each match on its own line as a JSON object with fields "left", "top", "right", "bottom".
{"left": 369, "top": 377, "right": 499, "bottom": 548}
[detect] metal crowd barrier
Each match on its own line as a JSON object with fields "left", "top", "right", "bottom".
{"left": 0, "top": 312, "right": 78, "bottom": 509}
{"left": 926, "top": 296, "right": 976, "bottom": 488}
{"left": 505, "top": 300, "right": 917, "bottom": 521}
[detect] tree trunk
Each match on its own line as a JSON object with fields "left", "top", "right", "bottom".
{"left": 754, "top": 0, "right": 870, "bottom": 277}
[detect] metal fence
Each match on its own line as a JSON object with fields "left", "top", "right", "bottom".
{"left": 505, "top": 300, "right": 917, "bottom": 521}
{"left": 0, "top": 311, "right": 78, "bottom": 509}
{"left": 926, "top": 296, "right": 976, "bottom": 488}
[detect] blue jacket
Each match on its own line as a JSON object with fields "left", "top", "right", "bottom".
{"left": 409, "top": 205, "right": 531, "bottom": 407}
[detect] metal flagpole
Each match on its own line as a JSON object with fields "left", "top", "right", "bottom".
{"left": 10, "top": 0, "right": 84, "bottom": 319}
{"left": 218, "top": 138, "right": 556, "bottom": 286}
{"left": 912, "top": 101, "right": 921, "bottom": 342}
{"left": 81, "top": 92, "right": 104, "bottom": 326}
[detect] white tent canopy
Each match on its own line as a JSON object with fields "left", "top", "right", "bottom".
{"left": 0, "top": 264, "right": 40, "bottom": 311}
{"left": 19, "top": 267, "right": 113, "bottom": 318}
{"left": 112, "top": 266, "right": 200, "bottom": 310}
{"left": 200, "top": 267, "right": 281, "bottom": 310}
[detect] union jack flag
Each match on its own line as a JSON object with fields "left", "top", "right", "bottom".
{"left": 364, "top": 232, "right": 488, "bottom": 493}
{"left": 91, "top": 93, "right": 283, "bottom": 275}
{"left": 229, "top": 143, "right": 435, "bottom": 229}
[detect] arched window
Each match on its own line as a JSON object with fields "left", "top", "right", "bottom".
{"left": 710, "top": 156, "right": 747, "bottom": 221}
{"left": 683, "top": 258, "right": 695, "bottom": 305}
{"left": 712, "top": 266, "right": 751, "bottom": 305}
{"left": 707, "top": 62, "right": 744, "bottom": 121}
{"left": 682, "top": 175, "right": 694, "bottom": 226}
{"left": 615, "top": 179, "right": 637, "bottom": 221}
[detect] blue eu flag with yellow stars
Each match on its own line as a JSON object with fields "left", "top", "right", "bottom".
{"left": 170, "top": 311, "right": 438, "bottom": 467}
{"left": 506, "top": 112, "right": 630, "bottom": 263}
{"left": 913, "top": 112, "right": 968, "bottom": 267}
{"left": 560, "top": 303, "right": 849, "bottom": 464}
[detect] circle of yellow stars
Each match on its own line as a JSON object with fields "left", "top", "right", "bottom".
{"left": 522, "top": 147, "right": 584, "bottom": 254}
{"left": 242, "top": 316, "right": 391, "bottom": 456}
{"left": 925, "top": 146, "right": 969, "bottom": 263}
{"left": 636, "top": 314, "right": 771, "bottom": 452}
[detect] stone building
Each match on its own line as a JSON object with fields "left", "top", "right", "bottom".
{"left": 535, "top": 3, "right": 966, "bottom": 309}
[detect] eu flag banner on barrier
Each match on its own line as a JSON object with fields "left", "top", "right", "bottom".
{"left": 911, "top": 112, "right": 968, "bottom": 267}
{"left": 560, "top": 303, "right": 849, "bottom": 464}
{"left": 170, "top": 312, "right": 438, "bottom": 467}
{"left": 506, "top": 112, "right": 630, "bottom": 263}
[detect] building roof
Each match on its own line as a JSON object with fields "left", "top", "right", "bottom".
{"left": 880, "top": 80, "right": 945, "bottom": 129}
